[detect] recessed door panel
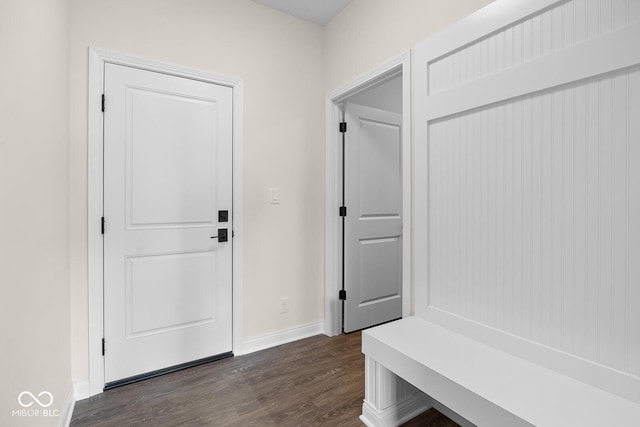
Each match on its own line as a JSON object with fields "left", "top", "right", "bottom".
{"left": 126, "top": 252, "right": 216, "bottom": 338}
{"left": 359, "top": 237, "right": 402, "bottom": 305}
{"left": 359, "top": 121, "right": 401, "bottom": 217}
{"left": 128, "top": 88, "right": 217, "bottom": 228}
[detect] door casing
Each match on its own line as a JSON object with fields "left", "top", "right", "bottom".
{"left": 324, "top": 51, "right": 412, "bottom": 336}
{"left": 87, "top": 48, "right": 244, "bottom": 397}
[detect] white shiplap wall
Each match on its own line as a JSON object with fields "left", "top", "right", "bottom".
{"left": 416, "top": 0, "right": 640, "bottom": 383}
{"left": 428, "top": 0, "right": 640, "bottom": 95}
{"left": 429, "top": 68, "right": 640, "bottom": 375}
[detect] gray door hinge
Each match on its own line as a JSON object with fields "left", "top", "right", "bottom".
{"left": 339, "top": 122, "right": 347, "bottom": 133}
{"left": 339, "top": 289, "right": 347, "bottom": 300}
{"left": 102, "top": 338, "right": 105, "bottom": 356}
{"left": 101, "top": 94, "right": 105, "bottom": 112}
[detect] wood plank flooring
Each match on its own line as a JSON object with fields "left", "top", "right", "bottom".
{"left": 71, "top": 332, "right": 459, "bottom": 426}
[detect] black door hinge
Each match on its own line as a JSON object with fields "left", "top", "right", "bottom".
{"left": 101, "top": 217, "right": 105, "bottom": 234}
{"left": 339, "top": 122, "right": 347, "bottom": 133}
{"left": 101, "top": 94, "right": 105, "bottom": 112}
{"left": 102, "top": 338, "right": 105, "bottom": 356}
{"left": 339, "top": 206, "right": 347, "bottom": 217}
{"left": 339, "top": 289, "right": 347, "bottom": 301}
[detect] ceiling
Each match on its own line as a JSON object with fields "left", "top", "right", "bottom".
{"left": 251, "top": 0, "right": 353, "bottom": 26}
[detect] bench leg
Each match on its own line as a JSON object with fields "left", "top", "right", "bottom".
{"left": 360, "top": 355, "right": 433, "bottom": 427}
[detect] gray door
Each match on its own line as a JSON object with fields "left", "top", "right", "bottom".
{"left": 343, "top": 102, "right": 403, "bottom": 333}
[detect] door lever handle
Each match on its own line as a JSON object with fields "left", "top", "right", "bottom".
{"left": 210, "top": 228, "right": 228, "bottom": 242}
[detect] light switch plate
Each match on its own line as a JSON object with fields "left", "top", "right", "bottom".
{"left": 270, "top": 187, "right": 280, "bottom": 204}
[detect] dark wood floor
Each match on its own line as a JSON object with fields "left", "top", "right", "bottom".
{"left": 71, "top": 332, "right": 458, "bottom": 426}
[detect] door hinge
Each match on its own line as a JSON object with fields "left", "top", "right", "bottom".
{"left": 102, "top": 338, "right": 105, "bottom": 356}
{"left": 339, "top": 122, "right": 347, "bottom": 133}
{"left": 101, "top": 217, "right": 105, "bottom": 234}
{"left": 339, "top": 206, "right": 347, "bottom": 217}
{"left": 339, "top": 289, "right": 347, "bottom": 301}
{"left": 101, "top": 94, "right": 105, "bottom": 112}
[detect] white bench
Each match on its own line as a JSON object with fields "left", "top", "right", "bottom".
{"left": 361, "top": 316, "right": 640, "bottom": 427}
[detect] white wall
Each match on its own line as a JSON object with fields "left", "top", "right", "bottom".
{"left": 0, "top": 0, "right": 72, "bottom": 425}
{"left": 69, "top": 0, "right": 325, "bottom": 382}
{"left": 324, "top": 0, "right": 494, "bottom": 94}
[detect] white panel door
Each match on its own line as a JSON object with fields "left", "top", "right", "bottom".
{"left": 103, "top": 63, "right": 233, "bottom": 383}
{"left": 344, "top": 103, "right": 402, "bottom": 333}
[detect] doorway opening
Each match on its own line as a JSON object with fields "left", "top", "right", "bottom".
{"left": 324, "top": 52, "right": 411, "bottom": 336}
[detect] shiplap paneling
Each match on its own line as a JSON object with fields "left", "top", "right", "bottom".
{"left": 427, "top": 65, "right": 640, "bottom": 376}
{"left": 428, "top": 0, "right": 640, "bottom": 95}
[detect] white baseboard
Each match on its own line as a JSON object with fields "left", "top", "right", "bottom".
{"left": 73, "top": 380, "right": 91, "bottom": 401}
{"left": 58, "top": 383, "right": 76, "bottom": 427}
{"left": 360, "top": 391, "right": 433, "bottom": 427}
{"left": 243, "top": 321, "right": 324, "bottom": 355}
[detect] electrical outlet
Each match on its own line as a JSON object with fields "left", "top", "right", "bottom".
{"left": 279, "top": 297, "right": 289, "bottom": 314}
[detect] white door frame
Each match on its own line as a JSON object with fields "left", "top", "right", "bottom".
{"left": 87, "top": 48, "right": 244, "bottom": 396}
{"left": 324, "top": 51, "right": 411, "bottom": 336}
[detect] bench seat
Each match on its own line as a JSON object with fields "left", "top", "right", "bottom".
{"left": 362, "top": 316, "right": 640, "bottom": 427}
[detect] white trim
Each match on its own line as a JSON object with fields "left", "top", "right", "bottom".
{"left": 324, "top": 51, "right": 412, "bottom": 336}
{"left": 360, "top": 354, "right": 432, "bottom": 427}
{"left": 425, "top": 22, "right": 640, "bottom": 121}
{"left": 231, "top": 73, "right": 245, "bottom": 358}
{"left": 87, "top": 48, "right": 104, "bottom": 397}
{"left": 57, "top": 383, "right": 76, "bottom": 427}
{"left": 415, "top": 0, "right": 561, "bottom": 62}
{"left": 360, "top": 392, "right": 432, "bottom": 427}
{"left": 87, "top": 47, "right": 244, "bottom": 395}
{"left": 324, "top": 96, "right": 342, "bottom": 336}
{"left": 73, "top": 381, "right": 91, "bottom": 402}
{"left": 242, "top": 321, "right": 324, "bottom": 355}
{"left": 413, "top": 47, "right": 428, "bottom": 317}
{"left": 360, "top": 395, "right": 475, "bottom": 427}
